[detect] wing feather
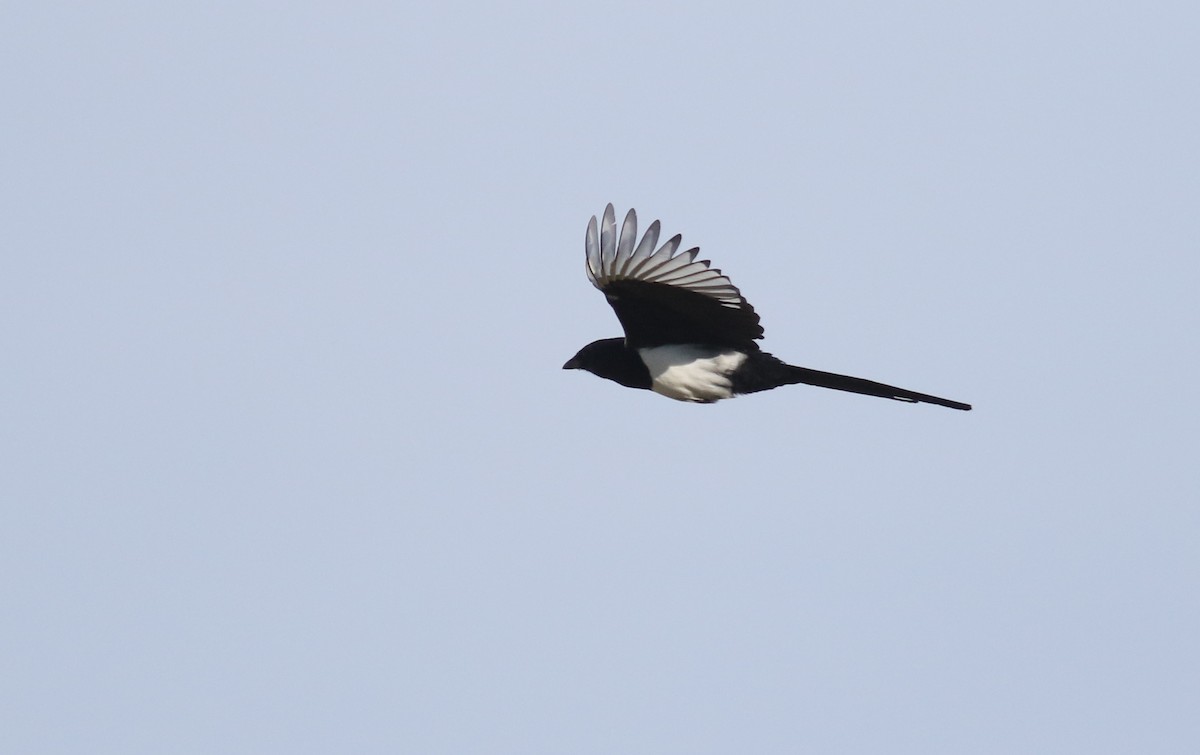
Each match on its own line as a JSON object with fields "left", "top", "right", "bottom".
{"left": 599, "top": 204, "right": 617, "bottom": 273}
{"left": 583, "top": 204, "right": 763, "bottom": 348}
{"left": 614, "top": 209, "right": 639, "bottom": 277}
{"left": 585, "top": 215, "right": 601, "bottom": 282}
{"left": 624, "top": 220, "right": 661, "bottom": 278}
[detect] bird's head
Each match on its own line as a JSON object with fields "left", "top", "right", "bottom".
{"left": 562, "top": 338, "right": 651, "bottom": 390}
{"left": 562, "top": 338, "right": 622, "bottom": 373}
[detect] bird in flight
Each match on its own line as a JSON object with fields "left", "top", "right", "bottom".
{"left": 563, "top": 204, "right": 971, "bottom": 410}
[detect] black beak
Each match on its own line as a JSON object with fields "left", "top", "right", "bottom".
{"left": 563, "top": 357, "right": 580, "bottom": 370}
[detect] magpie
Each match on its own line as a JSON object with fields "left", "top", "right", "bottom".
{"left": 563, "top": 204, "right": 972, "bottom": 410}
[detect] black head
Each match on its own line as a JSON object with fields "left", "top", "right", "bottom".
{"left": 562, "top": 338, "right": 652, "bottom": 390}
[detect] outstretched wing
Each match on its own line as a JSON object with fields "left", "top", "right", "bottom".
{"left": 585, "top": 204, "right": 763, "bottom": 350}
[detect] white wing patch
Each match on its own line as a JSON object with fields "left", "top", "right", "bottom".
{"left": 585, "top": 204, "right": 745, "bottom": 309}
{"left": 638, "top": 344, "right": 748, "bottom": 403}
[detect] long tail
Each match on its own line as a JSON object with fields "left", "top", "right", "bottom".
{"left": 785, "top": 364, "right": 972, "bottom": 411}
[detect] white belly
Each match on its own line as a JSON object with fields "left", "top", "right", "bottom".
{"left": 637, "top": 345, "right": 748, "bottom": 403}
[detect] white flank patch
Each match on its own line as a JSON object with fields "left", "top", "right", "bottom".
{"left": 585, "top": 204, "right": 745, "bottom": 309}
{"left": 638, "top": 344, "right": 748, "bottom": 403}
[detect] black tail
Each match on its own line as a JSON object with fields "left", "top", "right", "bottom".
{"left": 784, "top": 364, "right": 972, "bottom": 411}
{"left": 733, "top": 352, "right": 972, "bottom": 410}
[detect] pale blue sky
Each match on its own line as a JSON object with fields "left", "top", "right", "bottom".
{"left": 3, "top": 2, "right": 1198, "bottom": 753}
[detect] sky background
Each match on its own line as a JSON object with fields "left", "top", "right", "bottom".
{"left": 3, "top": 1, "right": 1198, "bottom": 753}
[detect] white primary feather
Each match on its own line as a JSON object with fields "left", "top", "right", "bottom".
{"left": 600, "top": 204, "right": 617, "bottom": 273}
{"left": 585, "top": 204, "right": 745, "bottom": 309}
{"left": 637, "top": 344, "right": 748, "bottom": 403}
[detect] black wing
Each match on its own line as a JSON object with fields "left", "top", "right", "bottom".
{"left": 585, "top": 204, "right": 763, "bottom": 350}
